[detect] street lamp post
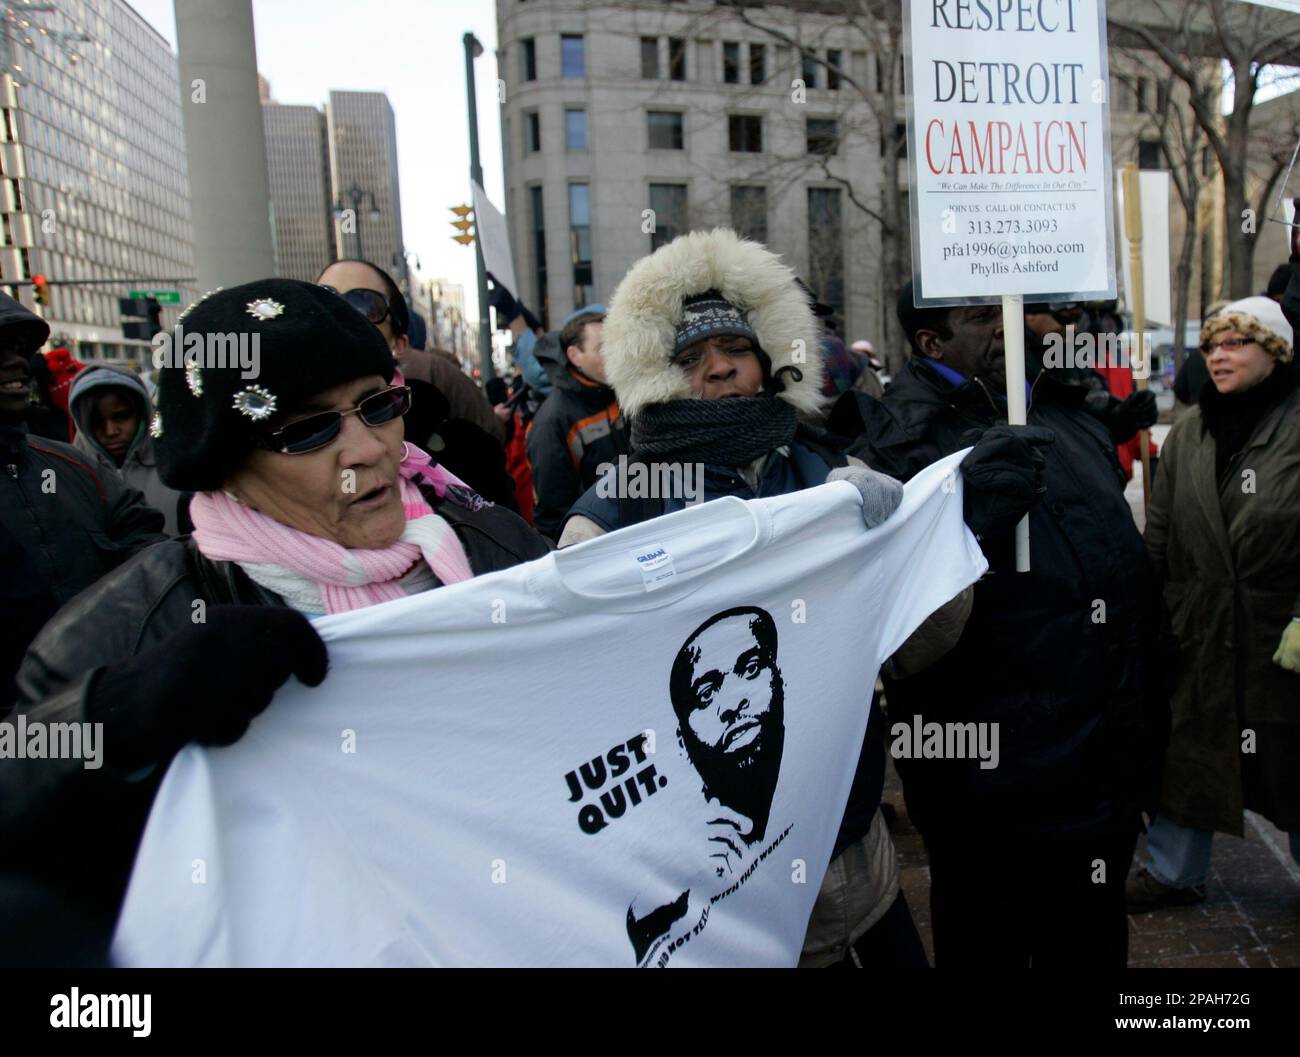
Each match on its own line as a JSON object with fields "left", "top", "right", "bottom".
{"left": 334, "top": 182, "right": 380, "bottom": 261}
{"left": 463, "top": 31, "right": 492, "bottom": 381}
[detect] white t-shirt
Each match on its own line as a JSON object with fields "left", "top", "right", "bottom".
{"left": 113, "top": 451, "right": 985, "bottom": 967}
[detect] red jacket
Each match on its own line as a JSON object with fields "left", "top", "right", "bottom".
{"left": 42, "top": 347, "right": 85, "bottom": 440}
{"left": 1094, "top": 363, "right": 1158, "bottom": 481}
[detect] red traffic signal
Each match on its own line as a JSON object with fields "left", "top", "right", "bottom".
{"left": 32, "top": 274, "right": 49, "bottom": 306}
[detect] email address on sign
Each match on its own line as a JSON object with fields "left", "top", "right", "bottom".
{"left": 944, "top": 240, "right": 1086, "bottom": 261}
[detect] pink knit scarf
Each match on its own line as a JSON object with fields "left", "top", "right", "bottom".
{"left": 190, "top": 445, "right": 475, "bottom": 613}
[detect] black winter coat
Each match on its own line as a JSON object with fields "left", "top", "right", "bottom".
{"left": 525, "top": 332, "right": 628, "bottom": 541}
{"left": 829, "top": 358, "right": 1172, "bottom": 838}
{"left": 1, "top": 425, "right": 166, "bottom": 706}
{"left": 0, "top": 485, "right": 549, "bottom": 924}
{"left": 403, "top": 378, "right": 519, "bottom": 512}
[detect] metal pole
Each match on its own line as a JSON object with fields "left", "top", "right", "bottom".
{"left": 464, "top": 32, "right": 493, "bottom": 381}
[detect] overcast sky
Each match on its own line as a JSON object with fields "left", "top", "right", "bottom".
{"left": 128, "top": 0, "right": 504, "bottom": 318}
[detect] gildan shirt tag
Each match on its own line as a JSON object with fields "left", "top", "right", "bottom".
{"left": 536, "top": 494, "right": 767, "bottom": 611}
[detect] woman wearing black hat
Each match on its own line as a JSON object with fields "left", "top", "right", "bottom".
{"left": 0, "top": 279, "right": 549, "bottom": 943}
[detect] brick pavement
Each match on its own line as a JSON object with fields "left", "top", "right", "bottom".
{"left": 884, "top": 759, "right": 1300, "bottom": 968}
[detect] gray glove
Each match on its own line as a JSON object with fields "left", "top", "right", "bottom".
{"left": 827, "top": 465, "right": 904, "bottom": 529}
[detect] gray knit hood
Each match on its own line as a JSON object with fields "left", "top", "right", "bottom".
{"left": 70, "top": 364, "right": 153, "bottom": 465}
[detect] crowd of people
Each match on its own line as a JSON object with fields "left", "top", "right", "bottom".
{"left": 0, "top": 229, "right": 1296, "bottom": 967}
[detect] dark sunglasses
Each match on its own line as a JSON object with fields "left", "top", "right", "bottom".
{"left": 320, "top": 285, "right": 391, "bottom": 326}
{"left": 263, "top": 385, "right": 411, "bottom": 455}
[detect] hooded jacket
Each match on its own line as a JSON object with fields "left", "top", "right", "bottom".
{"left": 564, "top": 229, "right": 837, "bottom": 536}
{"left": 601, "top": 228, "right": 825, "bottom": 420}
{"left": 525, "top": 329, "right": 628, "bottom": 541}
{"left": 71, "top": 366, "right": 186, "bottom": 535}
{"left": 0, "top": 297, "right": 167, "bottom": 707}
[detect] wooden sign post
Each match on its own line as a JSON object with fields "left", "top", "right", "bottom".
{"left": 1121, "top": 162, "right": 1152, "bottom": 513}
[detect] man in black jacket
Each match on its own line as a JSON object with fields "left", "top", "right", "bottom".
{"left": 0, "top": 293, "right": 165, "bottom": 707}
{"left": 829, "top": 284, "right": 1172, "bottom": 968}
{"left": 525, "top": 305, "right": 628, "bottom": 541}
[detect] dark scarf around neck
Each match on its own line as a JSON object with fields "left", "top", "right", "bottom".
{"left": 1199, "top": 360, "right": 1299, "bottom": 482}
{"left": 630, "top": 394, "right": 799, "bottom": 467}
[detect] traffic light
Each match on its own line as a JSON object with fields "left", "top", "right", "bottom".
{"left": 119, "top": 297, "right": 162, "bottom": 341}
{"left": 32, "top": 274, "right": 49, "bottom": 306}
{"left": 450, "top": 204, "right": 475, "bottom": 246}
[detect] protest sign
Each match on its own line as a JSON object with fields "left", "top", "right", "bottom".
{"left": 472, "top": 181, "right": 519, "bottom": 302}
{"left": 903, "top": 1, "right": 1118, "bottom": 568}
{"left": 904, "top": 0, "right": 1118, "bottom": 305}
{"left": 1117, "top": 168, "right": 1171, "bottom": 327}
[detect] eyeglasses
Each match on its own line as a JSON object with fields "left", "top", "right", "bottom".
{"left": 263, "top": 385, "right": 411, "bottom": 455}
{"left": 1206, "top": 337, "right": 1254, "bottom": 353}
{"left": 320, "top": 285, "right": 391, "bottom": 326}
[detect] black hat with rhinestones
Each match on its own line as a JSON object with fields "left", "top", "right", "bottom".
{"left": 153, "top": 278, "right": 395, "bottom": 491}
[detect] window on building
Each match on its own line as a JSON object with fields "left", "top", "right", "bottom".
{"left": 649, "top": 183, "right": 688, "bottom": 252}
{"left": 641, "top": 36, "right": 659, "bottom": 79}
{"left": 749, "top": 43, "right": 766, "bottom": 85}
{"left": 1136, "top": 77, "right": 1149, "bottom": 113}
{"left": 525, "top": 110, "right": 541, "bottom": 153}
{"left": 807, "top": 188, "right": 844, "bottom": 321}
{"left": 723, "top": 42, "right": 741, "bottom": 84}
{"left": 669, "top": 37, "right": 687, "bottom": 81}
{"left": 521, "top": 38, "right": 536, "bottom": 82}
{"left": 647, "top": 110, "right": 684, "bottom": 150}
{"left": 729, "top": 114, "right": 763, "bottom": 152}
{"left": 569, "top": 183, "right": 594, "bottom": 307}
{"left": 562, "top": 34, "right": 585, "bottom": 78}
{"left": 529, "top": 185, "right": 548, "bottom": 328}
{"left": 1138, "top": 140, "right": 1162, "bottom": 170}
{"left": 730, "top": 185, "right": 767, "bottom": 244}
{"left": 566, "top": 109, "right": 588, "bottom": 150}
{"left": 1156, "top": 81, "right": 1170, "bottom": 114}
{"left": 801, "top": 52, "right": 818, "bottom": 89}
{"left": 807, "top": 117, "right": 839, "bottom": 156}
{"left": 827, "top": 49, "right": 842, "bottom": 90}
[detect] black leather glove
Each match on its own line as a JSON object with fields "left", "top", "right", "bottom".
{"left": 485, "top": 274, "right": 522, "bottom": 324}
{"left": 87, "top": 605, "right": 328, "bottom": 773}
{"left": 959, "top": 425, "right": 1054, "bottom": 540}
{"left": 1106, "top": 389, "right": 1158, "bottom": 442}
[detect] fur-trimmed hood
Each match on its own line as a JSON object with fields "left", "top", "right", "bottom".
{"left": 602, "top": 229, "right": 825, "bottom": 418}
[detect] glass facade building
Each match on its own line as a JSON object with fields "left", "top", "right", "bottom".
{"left": 0, "top": 0, "right": 195, "bottom": 364}
{"left": 263, "top": 103, "right": 333, "bottom": 283}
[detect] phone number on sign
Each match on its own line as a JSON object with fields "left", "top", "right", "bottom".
{"left": 966, "top": 219, "right": 1059, "bottom": 235}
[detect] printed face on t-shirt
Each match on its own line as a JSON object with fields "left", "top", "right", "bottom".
{"left": 670, "top": 607, "right": 786, "bottom": 844}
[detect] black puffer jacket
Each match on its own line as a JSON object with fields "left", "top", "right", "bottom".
{"left": 1, "top": 423, "right": 166, "bottom": 706}
{"left": 0, "top": 485, "right": 549, "bottom": 922}
{"left": 526, "top": 332, "right": 628, "bottom": 541}
{"left": 829, "top": 357, "right": 1172, "bottom": 838}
